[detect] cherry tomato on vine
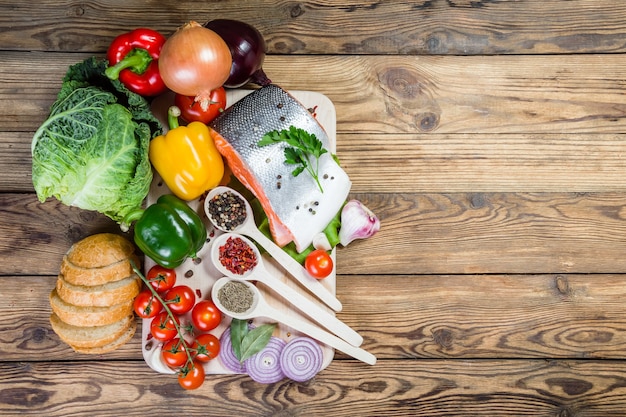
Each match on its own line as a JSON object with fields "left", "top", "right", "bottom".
{"left": 192, "top": 333, "right": 220, "bottom": 363}
{"left": 162, "top": 338, "right": 189, "bottom": 369}
{"left": 146, "top": 265, "right": 177, "bottom": 293}
{"left": 174, "top": 87, "right": 226, "bottom": 124}
{"left": 191, "top": 300, "right": 222, "bottom": 332}
{"left": 150, "top": 311, "right": 179, "bottom": 342}
{"left": 163, "top": 285, "right": 196, "bottom": 315}
{"left": 178, "top": 361, "right": 205, "bottom": 390}
{"left": 133, "top": 289, "right": 163, "bottom": 319}
{"left": 304, "top": 249, "right": 334, "bottom": 279}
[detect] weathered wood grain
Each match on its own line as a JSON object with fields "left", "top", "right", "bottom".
{"left": 3, "top": 0, "right": 626, "bottom": 414}
{"left": 3, "top": 192, "right": 625, "bottom": 276}
{"left": 3, "top": 52, "right": 626, "bottom": 135}
{"left": 2, "top": 359, "right": 626, "bottom": 416}
{"left": 5, "top": 274, "right": 626, "bottom": 361}
{"left": 1, "top": 1, "right": 626, "bottom": 55}
{"left": 9, "top": 131, "right": 626, "bottom": 194}
{"left": 343, "top": 192, "right": 626, "bottom": 274}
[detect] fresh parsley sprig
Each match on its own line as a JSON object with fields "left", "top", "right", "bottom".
{"left": 258, "top": 126, "right": 328, "bottom": 193}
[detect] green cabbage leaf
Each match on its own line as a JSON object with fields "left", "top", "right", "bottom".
{"left": 31, "top": 57, "right": 162, "bottom": 223}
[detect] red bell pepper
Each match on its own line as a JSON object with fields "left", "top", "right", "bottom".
{"left": 105, "top": 28, "right": 167, "bottom": 97}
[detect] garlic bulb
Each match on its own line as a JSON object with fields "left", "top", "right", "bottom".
{"left": 338, "top": 200, "right": 380, "bottom": 246}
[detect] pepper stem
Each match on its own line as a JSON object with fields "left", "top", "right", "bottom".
{"left": 105, "top": 48, "right": 153, "bottom": 80}
{"left": 168, "top": 106, "right": 181, "bottom": 130}
{"left": 121, "top": 207, "right": 146, "bottom": 231}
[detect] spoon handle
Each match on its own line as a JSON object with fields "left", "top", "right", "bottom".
{"left": 264, "top": 304, "right": 376, "bottom": 365}
{"left": 257, "top": 270, "right": 363, "bottom": 347}
{"left": 244, "top": 225, "right": 343, "bottom": 312}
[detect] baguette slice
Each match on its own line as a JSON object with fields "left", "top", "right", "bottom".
{"left": 50, "top": 313, "right": 134, "bottom": 349}
{"left": 70, "top": 319, "right": 137, "bottom": 354}
{"left": 56, "top": 274, "right": 141, "bottom": 307}
{"left": 49, "top": 289, "right": 134, "bottom": 327}
{"left": 60, "top": 254, "right": 140, "bottom": 286}
{"left": 66, "top": 233, "right": 136, "bottom": 268}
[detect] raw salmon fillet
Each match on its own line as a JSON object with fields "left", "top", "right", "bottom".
{"left": 209, "top": 85, "right": 351, "bottom": 252}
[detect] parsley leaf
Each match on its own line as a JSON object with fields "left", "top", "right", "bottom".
{"left": 258, "top": 126, "right": 328, "bottom": 192}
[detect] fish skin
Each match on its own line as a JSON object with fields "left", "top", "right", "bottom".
{"left": 209, "top": 85, "right": 351, "bottom": 252}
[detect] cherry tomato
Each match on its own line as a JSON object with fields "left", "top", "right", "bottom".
{"left": 133, "top": 289, "right": 163, "bottom": 319}
{"left": 175, "top": 87, "right": 226, "bottom": 124}
{"left": 191, "top": 300, "right": 222, "bottom": 332}
{"left": 146, "top": 265, "right": 177, "bottom": 293}
{"left": 163, "top": 285, "right": 196, "bottom": 315}
{"left": 191, "top": 333, "right": 220, "bottom": 363}
{"left": 162, "top": 338, "right": 189, "bottom": 369}
{"left": 304, "top": 249, "right": 334, "bottom": 279}
{"left": 150, "top": 311, "right": 179, "bottom": 342}
{"left": 178, "top": 361, "right": 205, "bottom": 390}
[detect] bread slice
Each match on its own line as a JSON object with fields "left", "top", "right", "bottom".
{"left": 56, "top": 273, "right": 141, "bottom": 307}
{"left": 50, "top": 313, "right": 134, "bottom": 349}
{"left": 70, "top": 319, "right": 137, "bottom": 354}
{"left": 65, "top": 233, "right": 136, "bottom": 268}
{"left": 60, "top": 253, "right": 140, "bottom": 286}
{"left": 49, "top": 289, "right": 134, "bottom": 327}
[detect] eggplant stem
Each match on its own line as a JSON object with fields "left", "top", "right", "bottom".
{"left": 250, "top": 69, "right": 272, "bottom": 86}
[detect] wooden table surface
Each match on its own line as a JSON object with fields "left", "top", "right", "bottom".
{"left": 3, "top": 1, "right": 626, "bottom": 415}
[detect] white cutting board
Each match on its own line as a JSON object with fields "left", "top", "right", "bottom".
{"left": 142, "top": 89, "right": 338, "bottom": 377}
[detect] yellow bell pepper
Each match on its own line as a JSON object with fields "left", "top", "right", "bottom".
{"left": 149, "top": 106, "right": 224, "bottom": 201}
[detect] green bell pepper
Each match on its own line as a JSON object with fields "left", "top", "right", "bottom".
{"left": 124, "top": 194, "right": 207, "bottom": 268}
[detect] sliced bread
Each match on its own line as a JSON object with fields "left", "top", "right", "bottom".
{"left": 65, "top": 233, "right": 136, "bottom": 268}
{"left": 49, "top": 289, "right": 134, "bottom": 327}
{"left": 70, "top": 319, "right": 137, "bottom": 354}
{"left": 50, "top": 313, "right": 134, "bottom": 349}
{"left": 60, "top": 253, "right": 140, "bottom": 286}
{"left": 56, "top": 273, "right": 141, "bottom": 307}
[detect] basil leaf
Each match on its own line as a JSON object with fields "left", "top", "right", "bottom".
{"left": 239, "top": 323, "right": 277, "bottom": 362}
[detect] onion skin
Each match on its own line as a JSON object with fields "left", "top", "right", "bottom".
{"left": 159, "top": 21, "right": 232, "bottom": 111}
{"left": 203, "top": 19, "right": 271, "bottom": 88}
{"left": 218, "top": 327, "right": 247, "bottom": 373}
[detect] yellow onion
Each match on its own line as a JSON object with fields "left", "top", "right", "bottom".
{"left": 159, "top": 21, "right": 232, "bottom": 111}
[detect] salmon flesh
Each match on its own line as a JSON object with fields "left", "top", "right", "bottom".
{"left": 209, "top": 85, "right": 351, "bottom": 252}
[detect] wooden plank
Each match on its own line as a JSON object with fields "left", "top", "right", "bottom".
{"left": 3, "top": 191, "right": 626, "bottom": 276}
{"left": 339, "top": 133, "right": 626, "bottom": 193}
{"left": 3, "top": 359, "right": 626, "bottom": 416}
{"left": 2, "top": 1, "right": 626, "bottom": 55}
{"left": 0, "top": 194, "right": 122, "bottom": 276}
{"left": 343, "top": 191, "right": 626, "bottom": 275}
{"left": 3, "top": 52, "right": 626, "bottom": 134}
{"left": 5, "top": 274, "right": 626, "bottom": 361}
{"left": 11, "top": 130, "right": 626, "bottom": 193}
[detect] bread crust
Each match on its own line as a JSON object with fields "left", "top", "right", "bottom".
{"left": 70, "top": 320, "right": 137, "bottom": 354}
{"left": 50, "top": 289, "right": 134, "bottom": 327}
{"left": 56, "top": 274, "right": 141, "bottom": 307}
{"left": 60, "top": 254, "right": 140, "bottom": 286}
{"left": 65, "top": 233, "right": 136, "bottom": 268}
{"left": 50, "top": 313, "right": 134, "bottom": 349}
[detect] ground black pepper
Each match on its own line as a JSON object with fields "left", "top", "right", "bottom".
{"left": 217, "top": 280, "right": 254, "bottom": 313}
{"left": 207, "top": 191, "right": 247, "bottom": 231}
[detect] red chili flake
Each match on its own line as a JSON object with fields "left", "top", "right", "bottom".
{"left": 219, "top": 236, "right": 258, "bottom": 275}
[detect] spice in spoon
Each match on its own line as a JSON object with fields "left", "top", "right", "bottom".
{"left": 218, "top": 236, "right": 258, "bottom": 275}
{"left": 217, "top": 280, "right": 254, "bottom": 313}
{"left": 207, "top": 191, "right": 247, "bottom": 231}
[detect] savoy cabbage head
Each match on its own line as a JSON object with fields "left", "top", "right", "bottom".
{"left": 31, "top": 57, "right": 162, "bottom": 223}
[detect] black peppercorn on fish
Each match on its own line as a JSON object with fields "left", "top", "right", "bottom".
{"left": 209, "top": 85, "right": 351, "bottom": 252}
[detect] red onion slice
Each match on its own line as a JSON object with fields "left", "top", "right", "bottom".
{"left": 279, "top": 337, "right": 323, "bottom": 382}
{"left": 218, "top": 327, "right": 247, "bottom": 373}
{"left": 245, "top": 336, "right": 286, "bottom": 384}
